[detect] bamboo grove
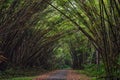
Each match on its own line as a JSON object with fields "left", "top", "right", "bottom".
{"left": 0, "top": 0, "right": 75, "bottom": 69}
{"left": 0, "top": 0, "right": 120, "bottom": 80}
{"left": 48, "top": 0, "right": 120, "bottom": 79}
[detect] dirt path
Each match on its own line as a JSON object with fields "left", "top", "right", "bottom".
{"left": 67, "top": 70, "right": 91, "bottom": 80}
{"left": 34, "top": 70, "right": 91, "bottom": 80}
{"left": 47, "top": 70, "right": 68, "bottom": 80}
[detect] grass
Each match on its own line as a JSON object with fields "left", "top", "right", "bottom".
{"left": 0, "top": 77, "right": 35, "bottom": 80}
{"left": 76, "top": 64, "right": 106, "bottom": 80}
{"left": 11, "top": 76, "right": 35, "bottom": 80}
{"left": 0, "top": 67, "right": 48, "bottom": 80}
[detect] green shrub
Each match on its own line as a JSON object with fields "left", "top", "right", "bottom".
{"left": 76, "top": 64, "right": 106, "bottom": 80}
{"left": 83, "top": 64, "right": 105, "bottom": 77}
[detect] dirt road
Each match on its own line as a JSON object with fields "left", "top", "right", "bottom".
{"left": 34, "top": 70, "right": 91, "bottom": 80}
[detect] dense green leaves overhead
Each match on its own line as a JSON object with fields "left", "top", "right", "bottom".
{"left": 49, "top": 0, "right": 120, "bottom": 78}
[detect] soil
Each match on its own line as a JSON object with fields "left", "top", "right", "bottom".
{"left": 34, "top": 70, "right": 91, "bottom": 80}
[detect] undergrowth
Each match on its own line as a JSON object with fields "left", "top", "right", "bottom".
{"left": 0, "top": 67, "right": 47, "bottom": 80}
{"left": 76, "top": 64, "right": 105, "bottom": 80}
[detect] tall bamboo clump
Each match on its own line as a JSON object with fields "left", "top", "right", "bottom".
{"left": 0, "top": 0, "right": 63, "bottom": 70}
{"left": 49, "top": 0, "right": 120, "bottom": 79}
{"left": 0, "top": 0, "right": 77, "bottom": 70}
{"left": 98, "top": 0, "right": 120, "bottom": 79}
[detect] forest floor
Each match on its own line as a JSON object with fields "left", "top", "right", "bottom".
{"left": 34, "top": 70, "right": 91, "bottom": 80}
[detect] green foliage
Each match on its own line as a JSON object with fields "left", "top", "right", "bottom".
{"left": 76, "top": 64, "right": 106, "bottom": 80}
{"left": 83, "top": 64, "right": 105, "bottom": 77}
{"left": 0, "top": 0, "right": 120, "bottom": 79}
{"left": 53, "top": 41, "right": 72, "bottom": 69}
{"left": 56, "top": 0, "right": 68, "bottom": 6}
{"left": 11, "top": 76, "right": 34, "bottom": 80}
{"left": 0, "top": 67, "right": 46, "bottom": 80}
{"left": 53, "top": 0, "right": 120, "bottom": 78}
